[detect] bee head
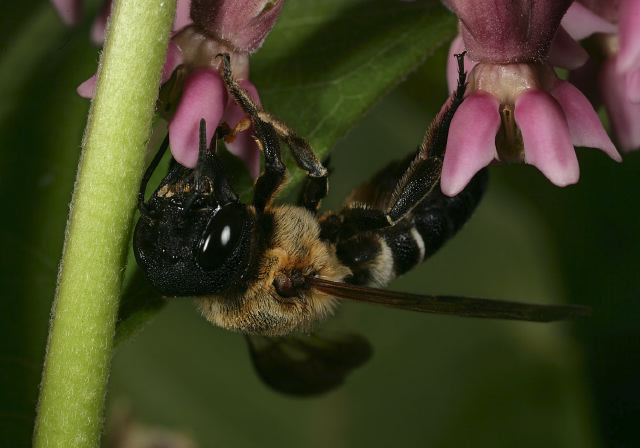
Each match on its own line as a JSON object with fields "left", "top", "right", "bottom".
{"left": 134, "top": 122, "right": 255, "bottom": 296}
{"left": 197, "top": 205, "right": 351, "bottom": 336}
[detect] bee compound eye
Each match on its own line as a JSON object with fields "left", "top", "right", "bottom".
{"left": 196, "top": 204, "right": 246, "bottom": 271}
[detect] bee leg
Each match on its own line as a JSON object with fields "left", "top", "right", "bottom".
{"left": 337, "top": 52, "right": 469, "bottom": 235}
{"left": 218, "top": 53, "right": 328, "bottom": 212}
{"left": 257, "top": 111, "right": 329, "bottom": 212}
{"left": 338, "top": 143, "right": 444, "bottom": 235}
{"left": 217, "top": 54, "right": 287, "bottom": 212}
{"left": 252, "top": 121, "right": 287, "bottom": 212}
{"left": 297, "top": 156, "right": 332, "bottom": 213}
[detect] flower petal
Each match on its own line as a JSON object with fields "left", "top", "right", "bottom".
{"left": 51, "top": 0, "right": 82, "bottom": 26}
{"left": 222, "top": 79, "right": 262, "bottom": 179}
{"left": 174, "top": 0, "right": 192, "bottom": 31}
{"left": 515, "top": 90, "right": 578, "bottom": 186}
{"left": 77, "top": 74, "right": 97, "bottom": 98}
{"left": 568, "top": 58, "right": 600, "bottom": 106}
{"left": 617, "top": 0, "right": 640, "bottom": 73}
{"left": 548, "top": 27, "right": 588, "bottom": 70}
{"left": 626, "top": 69, "right": 640, "bottom": 103}
{"left": 550, "top": 80, "right": 620, "bottom": 161}
{"left": 601, "top": 57, "right": 640, "bottom": 151}
{"left": 169, "top": 69, "right": 227, "bottom": 168}
{"left": 90, "top": 0, "right": 112, "bottom": 44}
{"left": 161, "top": 41, "right": 184, "bottom": 84}
{"left": 561, "top": 2, "right": 616, "bottom": 40}
{"left": 441, "top": 92, "right": 500, "bottom": 196}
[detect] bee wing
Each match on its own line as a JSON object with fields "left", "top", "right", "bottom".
{"left": 308, "top": 277, "right": 590, "bottom": 322}
{"left": 246, "top": 332, "right": 372, "bottom": 396}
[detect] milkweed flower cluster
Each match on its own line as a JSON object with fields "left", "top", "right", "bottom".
{"left": 562, "top": 0, "right": 640, "bottom": 152}
{"left": 52, "top": 0, "right": 283, "bottom": 179}
{"left": 441, "top": 0, "right": 621, "bottom": 196}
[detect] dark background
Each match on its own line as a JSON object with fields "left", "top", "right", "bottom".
{"left": 1, "top": 1, "right": 639, "bottom": 446}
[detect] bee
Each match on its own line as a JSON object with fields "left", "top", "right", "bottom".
{"left": 134, "top": 54, "right": 588, "bottom": 395}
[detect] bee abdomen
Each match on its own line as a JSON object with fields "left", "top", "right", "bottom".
{"left": 337, "top": 170, "right": 487, "bottom": 287}
{"left": 412, "top": 169, "right": 488, "bottom": 258}
{"left": 381, "top": 224, "right": 424, "bottom": 276}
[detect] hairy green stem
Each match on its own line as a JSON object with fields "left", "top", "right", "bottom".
{"left": 33, "top": 1, "right": 175, "bottom": 446}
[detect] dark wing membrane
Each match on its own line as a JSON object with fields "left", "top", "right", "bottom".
{"left": 308, "top": 277, "right": 590, "bottom": 322}
{"left": 246, "top": 332, "right": 372, "bottom": 396}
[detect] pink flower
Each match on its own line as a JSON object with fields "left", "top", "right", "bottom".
{"left": 165, "top": 0, "right": 283, "bottom": 176}
{"left": 441, "top": 0, "right": 620, "bottom": 196}
{"left": 562, "top": 0, "right": 640, "bottom": 152}
{"left": 72, "top": 0, "right": 284, "bottom": 178}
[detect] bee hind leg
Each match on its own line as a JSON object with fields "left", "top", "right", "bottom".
{"left": 336, "top": 52, "right": 470, "bottom": 235}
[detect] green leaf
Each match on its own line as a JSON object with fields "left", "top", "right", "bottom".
{"left": 253, "top": 0, "right": 456, "bottom": 188}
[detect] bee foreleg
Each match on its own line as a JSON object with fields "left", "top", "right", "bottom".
{"left": 218, "top": 54, "right": 288, "bottom": 212}
{"left": 218, "top": 53, "right": 328, "bottom": 213}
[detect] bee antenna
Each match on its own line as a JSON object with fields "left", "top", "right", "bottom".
{"left": 193, "top": 118, "right": 211, "bottom": 198}
{"left": 138, "top": 134, "right": 170, "bottom": 216}
{"left": 199, "top": 118, "right": 208, "bottom": 155}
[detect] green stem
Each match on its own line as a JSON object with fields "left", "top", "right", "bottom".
{"left": 33, "top": 1, "right": 176, "bottom": 446}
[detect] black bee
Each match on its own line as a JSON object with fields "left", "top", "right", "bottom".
{"left": 134, "top": 54, "right": 588, "bottom": 395}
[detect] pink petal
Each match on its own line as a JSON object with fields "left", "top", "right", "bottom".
{"left": 90, "top": 0, "right": 112, "bottom": 44}
{"left": 222, "top": 79, "right": 262, "bottom": 179}
{"left": 174, "top": 0, "right": 192, "bottom": 31}
{"left": 77, "top": 74, "right": 96, "bottom": 98}
{"left": 617, "top": 0, "right": 640, "bottom": 73}
{"left": 550, "top": 80, "right": 620, "bottom": 161}
{"left": 561, "top": 2, "right": 616, "bottom": 40}
{"left": 161, "top": 41, "right": 184, "bottom": 84}
{"left": 515, "top": 90, "right": 579, "bottom": 186}
{"left": 169, "top": 69, "right": 227, "bottom": 168}
{"left": 626, "top": 69, "right": 640, "bottom": 103}
{"left": 441, "top": 92, "right": 500, "bottom": 197}
{"left": 548, "top": 27, "right": 588, "bottom": 70}
{"left": 51, "top": 0, "right": 82, "bottom": 25}
{"left": 601, "top": 57, "right": 640, "bottom": 151}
